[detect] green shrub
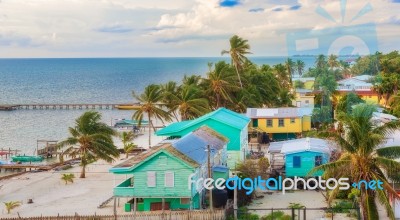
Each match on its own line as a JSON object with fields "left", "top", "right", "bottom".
{"left": 261, "top": 211, "right": 291, "bottom": 220}
{"left": 330, "top": 200, "right": 354, "bottom": 213}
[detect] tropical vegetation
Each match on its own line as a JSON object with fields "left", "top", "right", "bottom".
{"left": 58, "top": 111, "right": 119, "bottom": 178}
{"left": 3, "top": 201, "right": 21, "bottom": 214}
{"left": 61, "top": 173, "right": 75, "bottom": 185}
{"left": 120, "top": 131, "right": 137, "bottom": 158}
{"left": 311, "top": 104, "right": 400, "bottom": 219}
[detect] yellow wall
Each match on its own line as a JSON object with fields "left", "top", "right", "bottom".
{"left": 304, "top": 81, "right": 314, "bottom": 90}
{"left": 335, "top": 93, "right": 385, "bottom": 106}
{"left": 252, "top": 117, "right": 311, "bottom": 133}
{"left": 293, "top": 93, "right": 315, "bottom": 108}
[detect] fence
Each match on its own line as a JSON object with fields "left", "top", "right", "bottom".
{"left": 230, "top": 207, "right": 361, "bottom": 220}
{"left": 1, "top": 210, "right": 225, "bottom": 220}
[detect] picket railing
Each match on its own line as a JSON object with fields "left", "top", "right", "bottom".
{"left": 2, "top": 210, "right": 225, "bottom": 220}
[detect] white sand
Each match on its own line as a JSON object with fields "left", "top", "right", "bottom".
{"left": 0, "top": 127, "right": 164, "bottom": 217}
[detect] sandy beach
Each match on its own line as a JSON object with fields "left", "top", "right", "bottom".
{"left": 0, "top": 127, "right": 164, "bottom": 217}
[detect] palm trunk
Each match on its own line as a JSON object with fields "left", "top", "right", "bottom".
{"left": 80, "top": 164, "right": 86, "bottom": 178}
{"left": 126, "top": 153, "right": 128, "bottom": 159}
{"left": 234, "top": 64, "right": 243, "bottom": 88}
{"left": 148, "top": 112, "right": 151, "bottom": 148}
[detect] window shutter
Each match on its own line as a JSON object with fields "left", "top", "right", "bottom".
{"left": 165, "top": 171, "right": 174, "bottom": 187}
{"left": 147, "top": 171, "right": 156, "bottom": 187}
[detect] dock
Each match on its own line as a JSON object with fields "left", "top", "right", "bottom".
{"left": 0, "top": 103, "right": 141, "bottom": 111}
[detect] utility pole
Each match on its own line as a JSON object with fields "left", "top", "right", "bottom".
{"left": 207, "top": 145, "right": 213, "bottom": 211}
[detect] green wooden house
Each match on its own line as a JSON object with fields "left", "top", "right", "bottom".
{"left": 156, "top": 108, "right": 250, "bottom": 168}
{"left": 110, "top": 126, "right": 228, "bottom": 212}
{"left": 269, "top": 138, "right": 331, "bottom": 177}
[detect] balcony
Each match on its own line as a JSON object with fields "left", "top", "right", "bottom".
{"left": 337, "top": 85, "right": 372, "bottom": 91}
{"left": 114, "top": 178, "right": 136, "bottom": 197}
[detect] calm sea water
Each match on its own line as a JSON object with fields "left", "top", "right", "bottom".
{"left": 0, "top": 57, "right": 316, "bottom": 154}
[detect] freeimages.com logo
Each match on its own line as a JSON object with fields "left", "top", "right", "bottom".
{"left": 188, "top": 175, "right": 383, "bottom": 195}
{"left": 286, "top": 0, "right": 378, "bottom": 57}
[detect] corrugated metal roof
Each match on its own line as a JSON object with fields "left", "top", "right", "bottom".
{"left": 246, "top": 107, "right": 313, "bottom": 118}
{"left": 110, "top": 126, "right": 228, "bottom": 172}
{"left": 172, "top": 126, "right": 228, "bottom": 164}
{"left": 268, "top": 138, "right": 332, "bottom": 154}
{"left": 156, "top": 108, "right": 250, "bottom": 136}
{"left": 110, "top": 143, "right": 200, "bottom": 172}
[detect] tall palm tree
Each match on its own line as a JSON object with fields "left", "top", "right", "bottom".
{"left": 221, "top": 35, "right": 251, "bottom": 88}
{"left": 182, "top": 75, "right": 202, "bottom": 87}
{"left": 202, "top": 61, "right": 239, "bottom": 109}
{"left": 120, "top": 131, "right": 137, "bottom": 158}
{"left": 169, "top": 85, "right": 209, "bottom": 120}
{"left": 274, "top": 63, "right": 291, "bottom": 89}
{"left": 311, "top": 104, "right": 400, "bottom": 219}
{"left": 315, "top": 54, "right": 327, "bottom": 69}
{"left": 296, "top": 60, "right": 305, "bottom": 76}
{"left": 58, "top": 111, "right": 119, "bottom": 178}
{"left": 160, "top": 81, "right": 179, "bottom": 120}
{"left": 328, "top": 54, "right": 340, "bottom": 70}
{"left": 133, "top": 84, "right": 172, "bottom": 148}
{"left": 285, "top": 58, "right": 296, "bottom": 80}
{"left": 3, "top": 201, "right": 21, "bottom": 214}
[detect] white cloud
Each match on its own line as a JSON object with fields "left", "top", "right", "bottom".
{"left": 0, "top": 0, "right": 398, "bottom": 57}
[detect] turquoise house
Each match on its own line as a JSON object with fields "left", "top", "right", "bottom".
{"left": 110, "top": 126, "right": 228, "bottom": 211}
{"left": 156, "top": 108, "right": 250, "bottom": 168}
{"left": 269, "top": 138, "right": 331, "bottom": 177}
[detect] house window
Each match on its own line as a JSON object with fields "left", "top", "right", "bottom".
{"left": 266, "top": 119, "right": 273, "bottom": 127}
{"left": 290, "top": 118, "right": 295, "bottom": 123}
{"left": 305, "top": 100, "right": 309, "bottom": 106}
{"left": 165, "top": 171, "right": 174, "bottom": 187}
{"left": 315, "top": 156, "right": 323, "bottom": 166}
{"left": 278, "top": 119, "right": 284, "bottom": 127}
{"left": 159, "top": 156, "right": 167, "bottom": 165}
{"left": 252, "top": 119, "right": 258, "bottom": 127}
{"left": 293, "top": 156, "right": 301, "bottom": 168}
{"left": 180, "top": 198, "right": 190, "bottom": 205}
{"left": 147, "top": 171, "right": 156, "bottom": 187}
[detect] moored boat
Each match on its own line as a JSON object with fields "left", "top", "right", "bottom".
{"left": 11, "top": 155, "right": 44, "bottom": 162}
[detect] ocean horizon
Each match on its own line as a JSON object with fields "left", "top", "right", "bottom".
{"left": 0, "top": 56, "right": 316, "bottom": 153}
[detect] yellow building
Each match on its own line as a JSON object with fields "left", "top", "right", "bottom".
{"left": 246, "top": 108, "right": 313, "bottom": 140}
{"left": 292, "top": 89, "right": 315, "bottom": 108}
{"left": 336, "top": 76, "right": 385, "bottom": 105}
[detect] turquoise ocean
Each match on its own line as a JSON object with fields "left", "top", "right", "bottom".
{"left": 0, "top": 57, "right": 316, "bottom": 154}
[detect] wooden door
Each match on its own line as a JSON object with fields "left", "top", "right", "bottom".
{"left": 150, "top": 202, "right": 170, "bottom": 211}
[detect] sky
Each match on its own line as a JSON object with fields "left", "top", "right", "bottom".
{"left": 0, "top": 0, "right": 399, "bottom": 58}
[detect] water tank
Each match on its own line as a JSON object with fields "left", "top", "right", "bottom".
{"left": 212, "top": 188, "right": 228, "bottom": 208}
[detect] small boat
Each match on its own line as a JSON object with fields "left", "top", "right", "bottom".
{"left": 11, "top": 155, "right": 44, "bottom": 162}
{"left": 116, "top": 105, "right": 141, "bottom": 110}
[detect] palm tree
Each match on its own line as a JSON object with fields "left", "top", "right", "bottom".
{"left": 315, "top": 54, "right": 327, "bottom": 69}
{"left": 169, "top": 85, "right": 209, "bottom": 120}
{"left": 58, "top": 111, "right": 119, "bottom": 178}
{"left": 285, "top": 58, "right": 296, "bottom": 80}
{"left": 311, "top": 104, "right": 400, "bottom": 219}
{"left": 296, "top": 60, "right": 305, "bottom": 76}
{"left": 133, "top": 84, "right": 172, "bottom": 148}
{"left": 160, "top": 81, "right": 179, "bottom": 120}
{"left": 4, "top": 201, "right": 21, "bottom": 214}
{"left": 328, "top": 54, "right": 340, "bottom": 70}
{"left": 182, "top": 75, "right": 202, "bottom": 87}
{"left": 120, "top": 131, "right": 137, "bottom": 158}
{"left": 202, "top": 61, "right": 239, "bottom": 109}
{"left": 221, "top": 35, "right": 251, "bottom": 88}
{"left": 61, "top": 173, "right": 75, "bottom": 185}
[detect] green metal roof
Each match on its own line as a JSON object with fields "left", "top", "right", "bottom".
{"left": 156, "top": 108, "right": 250, "bottom": 136}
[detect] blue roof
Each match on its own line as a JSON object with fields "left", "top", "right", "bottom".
{"left": 156, "top": 108, "right": 250, "bottom": 136}
{"left": 172, "top": 126, "right": 228, "bottom": 165}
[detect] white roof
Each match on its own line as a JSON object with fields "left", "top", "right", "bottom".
{"left": 246, "top": 107, "right": 313, "bottom": 118}
{"left": 269, "top": 138, "right": 331, "bottom": 155}
{"left": 352, "top": 75, "right": 373, "bottom": 82}
{"left": 337, "top": 78, "right": 372, "bottom": 86}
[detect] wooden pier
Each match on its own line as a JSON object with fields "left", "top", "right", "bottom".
{"left": 0, "top": 103, "right": 140, "bottom": 111}
{"left": 0, "top": 148, "right": 21, "bottom": 159}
